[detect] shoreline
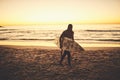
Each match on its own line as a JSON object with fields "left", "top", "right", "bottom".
{"left": 0, "top": 40, "right": 120, "bottom": 48}
{"left": 0, "top": 45, "right": 119, "bottom": 51}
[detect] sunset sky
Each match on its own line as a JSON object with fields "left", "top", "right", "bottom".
{"left": 0, "top": 0, "right": 120, "bottom": 25}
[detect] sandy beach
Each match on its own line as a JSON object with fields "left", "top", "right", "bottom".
{"left": 0, "top": 45, "right": 120, "bottom": 80}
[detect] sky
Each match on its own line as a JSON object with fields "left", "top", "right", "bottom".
{"left": 0, "top": 0, "right": 120, "bottom": 25}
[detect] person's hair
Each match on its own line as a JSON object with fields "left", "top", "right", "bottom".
{"left": 67, "top": 24, "right": 73, "bottom": 31}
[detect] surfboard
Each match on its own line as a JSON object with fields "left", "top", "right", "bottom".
{"left": 55, "top": 37, "right": 84, "bottom": 52}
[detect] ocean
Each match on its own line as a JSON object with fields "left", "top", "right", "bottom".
{"left": 0, "top": 24, "right": 120, "bottom": 47}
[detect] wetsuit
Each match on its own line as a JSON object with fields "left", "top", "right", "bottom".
{"left": 59, "top": 29, "right": 74, "bottom": 66}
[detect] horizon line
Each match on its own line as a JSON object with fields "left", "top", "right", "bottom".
{"left": 1, "top": 23, "right": 120, "bottom": 26}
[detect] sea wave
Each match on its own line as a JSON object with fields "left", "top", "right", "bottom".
{"left": 86, "top": 30, "right": 120, "bottom": 32}
{"left": 0, "top": 38, "right": 9, "bottom": 40}
{"left": 76, "top": 39, "right": 120, "bottom": 42}
{"left": 0, "top": 29, "right": 17, "bottom": 31}
{"left": 0, "top": 38, "right": 54, "bottom": 41}
{"left": 18, "top": 39, "right": 54, "bottom": 41}
{"left": 97, "top": 39, "right": 120, "bottom": 42}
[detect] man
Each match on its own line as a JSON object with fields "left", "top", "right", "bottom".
{"left": 59, "top": 24, "right": 74, "bottom": 66}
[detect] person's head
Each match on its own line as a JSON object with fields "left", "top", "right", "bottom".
{"left": 67, "top": 24, "right": 73, "bottom": 31}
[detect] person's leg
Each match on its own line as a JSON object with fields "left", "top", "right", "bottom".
{"left": 66, "top": 51, "right": 71, "bottom": 66}
{"left": 59, "top": 51, "right": 67, "bottom": 65}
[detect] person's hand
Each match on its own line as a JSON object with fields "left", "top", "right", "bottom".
{"left": 60, "top": 46, "right": 62, "bottom": 49}
{"left": 60, "top": 44, "right": 62, "bottom": 49}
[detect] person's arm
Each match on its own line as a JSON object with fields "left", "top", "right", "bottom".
{"left": 72, "top": 32, "right": 74, "bottom": 40}
{"left": 59, "top": 32, "right": 64, "bottom": 48}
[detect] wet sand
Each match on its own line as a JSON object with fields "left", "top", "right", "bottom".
{"left": 0, "top": 45, "right": 120, "bottom": 80}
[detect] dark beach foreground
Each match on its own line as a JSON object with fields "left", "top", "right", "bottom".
{"left": 0, "top": 45, "right": 120, "bottom": 80}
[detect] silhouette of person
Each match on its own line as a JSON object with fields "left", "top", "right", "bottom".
{"left": 59, "top": 24, "right": 74, "bottom": 66}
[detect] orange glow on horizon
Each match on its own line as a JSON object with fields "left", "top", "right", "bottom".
{"left": 0, "top": 0, "right": 120, "bottom": 25}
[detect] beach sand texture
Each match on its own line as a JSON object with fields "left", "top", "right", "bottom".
{"left": 0, "top": 46, "right": 120, "bottom": 80}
